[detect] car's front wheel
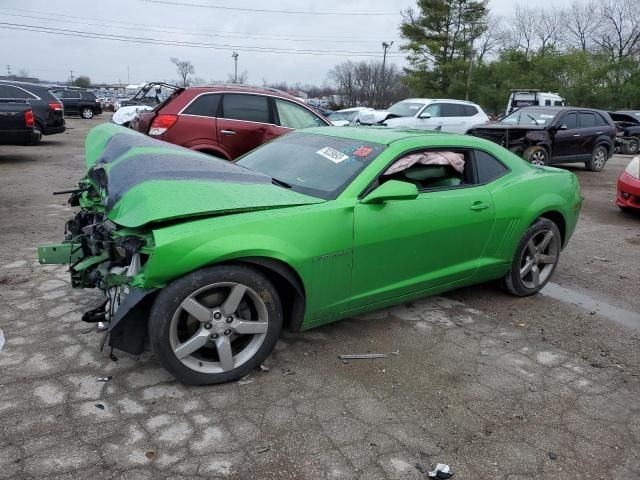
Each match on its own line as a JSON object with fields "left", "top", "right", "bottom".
{"left": 149, "top": 265, "right": 282, "bottom": 385}
{"left": 523, "top": 146, "right": 548, "bottom": 166}
{"left": 81, "top": 107, "right": 94, "bottom": 119}
{"left": 621, "top": 137, "right": 639, "bottom": 155}
{"left": 503, "top": 218, "right": 561, "bottom": 296}
{"left": 586, "top": 145, "right": 608, "bottom": 171}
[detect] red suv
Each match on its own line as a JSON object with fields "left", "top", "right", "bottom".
{"left": 130, "top": 85, "right": 330, "bottom": 159}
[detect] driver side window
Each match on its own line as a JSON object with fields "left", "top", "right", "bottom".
{"left": 380, "top": 150, "right": 472, "bottom": 191}
{"left": 561, "top": 113, "right": 578, "bottom": 129}
{"left": 422, "top": 104, "right": 442, "bottom": 118}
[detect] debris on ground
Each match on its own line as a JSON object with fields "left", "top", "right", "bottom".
{"left": 281, "top": 367, "right": 296, "bottom": 376}
{"left": 428, "top": 463, "right": 454, "bottom": 479}
{"left": 259, "top": 364, "right": 270, "bottom": 372}
{"left": 549, "top": 451, "right": 558, "bottom": 460}
{"left": 256, "top": 446, "right": 270, "bottom": 454}
{"left": 145, "top": 451, "right": 156, "bottom": 459}
{"left": 97, "top": 376, "right": 112, "bottom": 382}
{"left": 592, "top": 256, "right": 610, "bottom": 262}
{"left": 94, "top": 403, "right": 105, "bottom": 410}
{"left": 237, "top": 374, "right": 254, "bottom": 386}
{"left": 338, "top": 353, "right": 388, "bottom": 360}
{"left": 0, "top": 328, "right": 4, "bottom": 353}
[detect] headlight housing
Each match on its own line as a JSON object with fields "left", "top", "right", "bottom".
{"left": 625, "top": 156, "right": 640, "bottom": 179}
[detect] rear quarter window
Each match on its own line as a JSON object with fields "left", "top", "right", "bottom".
{"left": 475, "top": 150, "right": 508, "bottom": 184}
{"left": 182, "top": 93, "right": 221, "bottom": 117}
{"left": 0, "top": 84, "right": 38, "bottom": 99}
{"left": 463, "top": 105, "right": 479, "bottom": 116}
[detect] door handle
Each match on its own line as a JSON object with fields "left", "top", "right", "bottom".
{"left": 221, "top": 129, "right": 236, "bottom": 135}
{"left": 572, "top": 134, "right": 581, "bottom": 137}
{"left": 596, "top": 131, "right": 603, "bottom": 134}
{"left": 470, "top": 202, "right": 489, "bottom": 211}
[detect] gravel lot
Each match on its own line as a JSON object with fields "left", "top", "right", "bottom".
{"left": 1, "top": 117, "right": 639, "bottom": 479}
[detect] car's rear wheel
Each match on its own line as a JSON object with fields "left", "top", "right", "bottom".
{"left": 503, "top": 218, "right": 561, "bottom": 296}
{"left": 81, "top": 107, "right": 94, "bottom": 119}
{"left": 621, "top": 137, "right": 639, "bottom": 155}
{"left": 523, "top": 146, "right": 548, "bottom": 166}
{"left": 586, "top": 145, "right": 608, "bottom": 171}
{"left": 149, "top": 265, "right": 282, "bottom": 385}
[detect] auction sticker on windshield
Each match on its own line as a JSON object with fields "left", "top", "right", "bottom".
{"left": 317, "top": 147, "right": 349, "bottom": 163}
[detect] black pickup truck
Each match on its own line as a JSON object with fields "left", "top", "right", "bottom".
{"left": 0, "top": 99, "right": 41, "bottom": 145}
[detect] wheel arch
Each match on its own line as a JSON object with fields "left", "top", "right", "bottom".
{"left": 536, "top": 210, "right": 567, "bottom": 247}
{"left": 222, "top": 256, "right": 306, "bottom": 332}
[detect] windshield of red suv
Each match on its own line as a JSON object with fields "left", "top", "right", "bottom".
{"left": 236, "top": 132, "right": 386, "bottom": 199}
{"left": 502, "top": 109, "right": 557, "bottom": 126}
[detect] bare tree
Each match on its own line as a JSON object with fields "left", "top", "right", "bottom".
{"left": 510, "top": 5, "right": 538, "bottom": 56}
{"left": 329, "top": 61, "right": 357, "bottom": 106}
{"left": 565, "top": 0, "right": 601, "bottom": 51}
{"left": 536, "top": 8, "right": 564, "bottom": 53}
{"left": 170, "top": 57, "right": 195, "bottom": 87}
{"left": 595, "top": 0, "right": 640, "bottom": 61}
{"left": 476, "top": 15, "right": 505, "bottom": 63}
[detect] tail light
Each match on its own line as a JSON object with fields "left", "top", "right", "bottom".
{"left": 24, "top": 109, "right": 34, "bottom": 128}
{"left": 48, "top": 102, "right": 63, "bottom": 111}
{"left": 149, "top": 114, "right": 177, "bottom": 136}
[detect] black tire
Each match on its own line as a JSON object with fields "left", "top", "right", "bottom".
{"left": 81, "top": 107, "right": 94, "bottom": 119}
{"left": 149, "top": 264, "right": 282, "bottom": 385}
{"left": 621, "top": 137, "right": 639, "bottom": 155}
{"left": 503, "top": 218, "right": 561, "bottom": 296}
{"left": 523, "top": 146, "right": 549, "bottom": 166}
{"left": 586, "top": 145, "right": 608, "bottom": 171}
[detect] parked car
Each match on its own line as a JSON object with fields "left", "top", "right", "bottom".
{"left": 617, "top": 110, "right": 640, "bottom": 122}
{"left": 505, "top": 89, "right": 565, "bottom": 116}
{"left": 610, "top": 112, "right": 640, "bottom": 155}
{"left": 39, "top": 123, "right": 581, "bottom": 384}
{"left": 357, "top": 99, "right": 489, "bottom": 134}
{"left": 617, "top": 156, "right": 640, "bottom": 212}
{"left": 327, "top": 107, "right": 374, "bottom": 126}
{"left": 0, "top": 80, "right": 65, "bottom": 137}
{"left": 467, "top": 107, "right": 616, "bottom": 171}
{"left": 112, "top": 82, "right": 179, "bottom": 125}
{"left": 49, "top": 87, "right": 103, "bottom": 119}
{"left": 129, "top": 84, "right": 330, "bottom": 159}
{"left": 0, "top": 99, "right": 40, "bottom": 145}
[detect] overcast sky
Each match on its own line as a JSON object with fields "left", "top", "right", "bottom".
{"left": 0, "top": 0, "right": 575, "bottom": 86}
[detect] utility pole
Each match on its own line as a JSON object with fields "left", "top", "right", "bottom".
{"left": 69, "top": 70, "right": 75, "bottom": 87}
{"left": 5, "top": 64, "right": 11, "bottom": 77}
{"left": 232, "top": 52, "right": 239, "bottom": 83}
{"left": 380, "top": 41, "right": 393, "bottom": 108}
{"left": 465, "top": 36, "right": 474, "bottom": 101}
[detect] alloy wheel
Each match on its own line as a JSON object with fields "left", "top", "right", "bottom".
{"left": 530, "top": 150, "right": 546, "bottom": 166}
{"left": 82, "top": 108, "right": 94, "bottom": 119}
{"left": 169, "top": 282, "right": 269, "bottom": 374}
{"left": 628, "top": 139, "right": 638, "bottom": 154}
{"left": 518, "top": 229, "right": 559, "bottom": 289}
{"left": 593, "top": 149, "right": 606, "bottom": 169}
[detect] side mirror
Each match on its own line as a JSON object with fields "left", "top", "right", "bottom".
{"left": 419, "top": 112, "right": 432, "bottom": 119}
{"left": 361, "top": 180, "right": 419, "bottom": 205}
{"left": 558, "top": 124, "right": 568, "bottom": 130}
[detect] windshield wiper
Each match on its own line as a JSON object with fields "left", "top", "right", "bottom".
{"left": 271, "top": 178, "right": 292, "bottom": 189}
{"left": 527, "top": 114, "right": 540, "bottom": 125}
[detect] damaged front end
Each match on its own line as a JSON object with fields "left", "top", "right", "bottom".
{"left": 38, "top": 174, "right": 157, "bottom": 354}
{"left": 467, "top": 125, "right": 550, "bottom": 156}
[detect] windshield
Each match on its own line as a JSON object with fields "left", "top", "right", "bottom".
{"left": 501, "top": 109, "right": 558, "bottom": 126}
{"left": 328, "top": 111, "right": 358, "bottom": 122}
{"left": 132, "top": 83, "right": 178, "bottom": 103}
{"left": 236, "top": 132, "right": 386, "bottom": 199}
{"left": 387, "top": 101, "right": 426, "bottom": 117}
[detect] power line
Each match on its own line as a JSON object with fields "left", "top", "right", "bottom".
{"left": 0, "top": 10, "right": 401, "bottom": 45}
{"left": 0, "top": 22, "right": 405, "bottom": 57}
{"left": 141, "top": 0, "right": 400, "bottom": 16}
{"left": 0, "top": 6, "right": 395, "bottom": 41}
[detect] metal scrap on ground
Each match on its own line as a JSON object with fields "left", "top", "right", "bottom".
{"left": 428, "top": 463, "right": 454, "bottom": 479}
{"left": 338, "top": 353, "right": 389, "bottom": 360}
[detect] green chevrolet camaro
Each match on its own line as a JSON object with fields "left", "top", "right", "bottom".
{"left": 39, "top": 123, "right": 581, "bottom": 384}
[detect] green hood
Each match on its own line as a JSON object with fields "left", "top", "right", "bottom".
{"left": 83, "top": 124, "right": 324, "bottom": 228}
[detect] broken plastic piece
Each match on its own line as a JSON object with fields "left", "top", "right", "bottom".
{"left": 281, "top": 367, "right": 296, "bottom": 375}
{"left": 97, "top": 376, "right": 112, "bottom": 382}
{"left": 338, "top": 353, "right": 388, "bottom": 360}
{"left": 428, "top": 463, "right": 453, "bottom": 479}
{"left": 0, "top": 328, "right": 4, "bottom": 353}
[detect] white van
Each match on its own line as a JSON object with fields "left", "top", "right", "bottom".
{"left": 506, "top": 90, "right": 565, "bottom": 116}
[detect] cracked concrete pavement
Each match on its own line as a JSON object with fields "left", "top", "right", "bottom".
{"left": 1, "top": 118, "right": 639, "bottom": 479}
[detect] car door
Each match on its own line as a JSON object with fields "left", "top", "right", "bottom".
{"left": 413, "top": 103, "right": 445, "bottom": 131}
{"left": 217, "top": 93, "right": 278, "bottom": 159}
{"left": 439, "top": 103, "right": 468, "bottom": 133}
{"left": 350, "top": 149, "right": 496, "bottom": 308}
{"left": 551, "top": 111, "right": 580, "bottom": 159}
{"left": 171, "top": 93, "right": 221, "bottom": 150}
{"left": 63, "top": 90, "right": 81, "bottom": 115}
{"left": 577, "top": 112, "right": 602, "bottom": 156}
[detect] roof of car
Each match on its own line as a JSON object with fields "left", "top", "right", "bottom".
{"left": 515, "top": 106, "right": 604, "bottom": 113}
{"left": 298, "top": 126, "right": 450, "bottom": 145}
{"left": 400, "top": 98, "right": 480, "bottom": 106}
{"left": 184, "top": 84, "right": 298, "bottom": 100}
